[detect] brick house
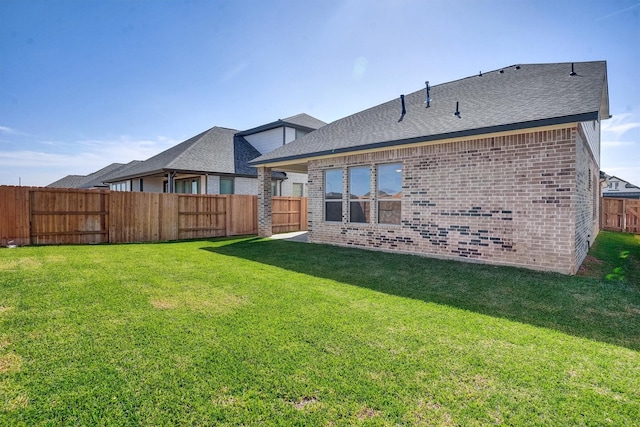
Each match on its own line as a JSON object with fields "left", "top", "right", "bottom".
{"left": 251, "top": 61, "right": 610, "bottom": 274}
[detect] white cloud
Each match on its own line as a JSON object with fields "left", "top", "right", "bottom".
{"left": 0, "top": 136, "right": 178, "bottom": 187}
{"left": 601, "top": 140, "right": 634, "bottom": 148}
{"left": 0, "top": 125, "right": 31, "bottom": 136}
{"left": 601, "top": 113, "right": 640, "bottom": 139}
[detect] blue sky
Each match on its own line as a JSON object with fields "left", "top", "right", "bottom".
{"left": 1, "top": 0, "right": 638, "bottom": 187}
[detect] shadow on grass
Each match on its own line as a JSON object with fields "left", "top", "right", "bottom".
{"left": 202, "top": 236, "right": 640, "bottom": 352}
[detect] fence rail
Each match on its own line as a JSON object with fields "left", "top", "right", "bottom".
{"left": 0, "top": 186, "right": 306, "bottom": 246}
{"left": 601, "top": 197, "right": 640, "bottom": 234}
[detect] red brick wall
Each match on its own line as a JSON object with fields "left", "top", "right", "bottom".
{"left": 307, "top": 126, "right": 592, "bottom": 274}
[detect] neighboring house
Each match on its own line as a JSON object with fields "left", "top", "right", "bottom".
{"left": 602, "top": 174, "right": 640, "bottom": 199}
{"left": 103, "top": 113, "right": 325, "bottom": 196}
{"left": 47, "top": 161, "right": 142, "bottom": 189}
{"left": 251, "top": 61, "right": 610, "bottom": 275}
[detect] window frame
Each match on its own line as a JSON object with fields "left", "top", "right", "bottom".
{"left": 219, "top": 177, "right": 234, "bottom": 195}
{"left": 348, "top": 166, "right": 371, "bottom": 223}
{"left": 292, "top": 182, "right": 304, "bottom": 197}
{"left": 175, "top": 178, "right": 200, "bottom": 194}
{"left": 110, "top": 181, "right": 130, "bottom": 192}
{"left": 377, "top": 162, "right": 402, "bottom": 225}
{"left": 324, "top": 168, "right": 343, "bottom": 222}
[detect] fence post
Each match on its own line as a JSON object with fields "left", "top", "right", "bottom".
{"left": 257, "top": 167, "right": 272, "bottom": 237}
{"left": 225, "top": 195, "right": 231, "bottom": 237}
{"left": 622, "top": 198, "right": 627, "bottom": 232}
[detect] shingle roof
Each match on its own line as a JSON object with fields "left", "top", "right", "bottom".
{"left": 47, "top": 175, "right": 89, "bottom": 188}
{"left": 251, "top": 61, "right": 609, "bottom": 166}
{"left": 106, "top": 127, "right": 289, "bottom": 182}
{"left": 281, "top": 113, "right": 327, "bottom": 130}
{"left": 47, "top": 161, "right": 142, "bottom": 188}
{"left": 233, "top": 135, "right": 285, "bottom": 178}
{"left": 83, "top": 161, "right": 142, "bottom": 187}
{"left": 107, "top": 127, "right": 239, "bottom": 181}
{"left": 236, "top": 113, "right": 326, "bottom": 136}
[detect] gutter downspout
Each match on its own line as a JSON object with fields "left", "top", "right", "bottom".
{"left": 167, "top": 171, "right": 176, "bottom": 193}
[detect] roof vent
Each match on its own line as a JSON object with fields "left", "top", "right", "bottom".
{"left": 499, "top": 69, "right": 504, "bottom": 74}
{"left": 570, "top": 63, "right": 577, "bottom": 76}
{"left": 478, "top": 71, "right": 482, "bottom": 77}
{"left": 398, "top": 95, "right": 406, "bottom": 122}
{"left": 515, "top": 65, "right": 521, "bottom": 70}
{"left": 454, "top": 101, "right": 461, "bottom": 118}
{"left": 424, "top": 81, "right": 431, "bottom": 108}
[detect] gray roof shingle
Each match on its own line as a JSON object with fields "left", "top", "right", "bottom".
{"left": 251, "top": 61, "right": 609, "bottom": 166}
{"left": 281, "top": 113, "right": 327, "bottom": 130}
{"left": 107, "top": 127, "right": 239, "bottom": 181}
{"left": 48, "top": 161, "right": 142, "bottom": 188}
{"left": 47, "top": 175, "right": 89, "bottom": 188}
{"left": 237, "top": 113, "right": 326, "bottom": 136}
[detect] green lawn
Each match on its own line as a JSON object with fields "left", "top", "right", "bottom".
{"left": 1, "top": 231, "right": 639, "bottom": 426}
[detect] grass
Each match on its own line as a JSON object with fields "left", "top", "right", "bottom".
{"left": 0, "top": 231, "right": 638, "bottom": 426}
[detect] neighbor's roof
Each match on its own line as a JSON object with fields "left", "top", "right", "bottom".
{"left": 282, "top": 113, "right": 327, "bottom": 130}
{"left": 48, "top": 161, "right": 142, "bottom": 188}
{"left": 106, "top": 127, "right": 240, "bottom": 181}
{"left": 83, "top": 161, "right": 143, "bottom": 187}
{"left": 251, "top": 61, "right": 609, "bottom": 167}
{"left": 47, "top": 174, "right": 89, "bottom": 188}
{"left": 606, "top": 176, "right": 640, "bottom": 190}
{"left": 236, "top": 113, "right": 327, "bottom": 136}
{"left": 105, "top": 126, "right": 288, "bottom": 182}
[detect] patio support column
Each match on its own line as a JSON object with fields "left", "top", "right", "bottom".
{"left": 258, "top": 166, "right": 272, "bottom": 237}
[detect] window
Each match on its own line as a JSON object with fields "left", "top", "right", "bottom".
{"left": 377, "top": 163, "right": 402, "bottom": 224}
{"left": 271, "top": 181, "right": 279, "bottom": 196}
{"left": 349, "top": 167, "right": 370, "bottom": 223}
{"left": 176, "top": 178, "right": 200, "bottom": 194}
{"left": 292, "top": 183, "right": 303, "bottom": 197}
{"left": 220, "top": 177, "right": 234, "bottom": 194}
{"left": 324, "top": 169, "right": 343, "bottom": 221}
{"left": 110, "top": 181, "right": 130, "bottom": 192}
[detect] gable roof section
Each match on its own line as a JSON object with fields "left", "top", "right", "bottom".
{"left": 233, "top": 135, "right": 262, "bottom": 176}
{"left": 607, "top": 175, "right": 640, "bottom": 190}
{"left": 237, "top": 113, "right": 327, "bottom": 137}
{"left": 234, "top": 136, "right": 286, "bottom": 178}
{"left": 251, "top": 61, "right": 609, "bottom": 166}
{"left": 106, "top": 127, "right": 239, "bottom": 181}
{"left": 282, "top": 113, "right": 327, "bottom": 130}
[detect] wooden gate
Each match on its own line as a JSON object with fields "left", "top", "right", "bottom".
{"left": 601, "top": 197, "right": 640, "bottom": 234}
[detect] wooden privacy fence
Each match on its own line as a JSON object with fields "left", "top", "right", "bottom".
{"left": 272, "top": 197, "right": 308, "bottom": 234}
{"left": 601, "top": 197, "right": 640, "bottom": 234}
{"left": 0, "top": 186, "right": 307, "bottom": 246}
